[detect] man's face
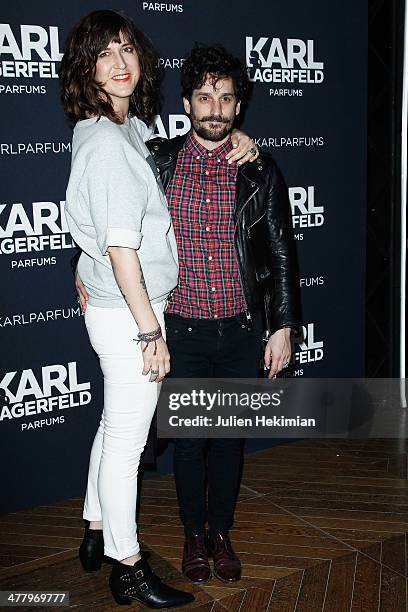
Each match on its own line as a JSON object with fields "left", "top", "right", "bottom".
{"left": 183, "top": 75, "right": 241, "bottom": 142}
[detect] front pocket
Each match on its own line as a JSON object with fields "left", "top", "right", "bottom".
{"left": 165, "top": 320, "right": 197, "bottom": 339}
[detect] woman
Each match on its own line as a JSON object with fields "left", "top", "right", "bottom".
{"left": 61, "top": 8, "right": 257, "bottom": 607}
{"left": 60, "top": 9, "right": 193, "bottom": 608}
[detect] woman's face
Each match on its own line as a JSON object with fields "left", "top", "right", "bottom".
{"left": 94, "top": 31, "right": 140, "bottom": 115}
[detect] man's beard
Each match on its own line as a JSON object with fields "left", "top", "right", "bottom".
{"left": 190, "top": 111, "right": 234, "bottom": 142}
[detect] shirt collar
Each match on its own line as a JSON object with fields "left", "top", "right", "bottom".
{"left": 185, "top": 131, "right": 234, "bottom": 160}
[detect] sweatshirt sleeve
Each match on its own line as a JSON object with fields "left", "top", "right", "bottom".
{"left": 81, "top": 140, "right": 149, "bottom": 255}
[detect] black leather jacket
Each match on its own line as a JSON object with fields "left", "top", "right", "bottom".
{"left": 147, "top": 135, "right": 301, "bottom": 334}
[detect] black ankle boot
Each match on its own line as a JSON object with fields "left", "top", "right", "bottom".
{"left": 78, "top": 524, "right": 104, "bottom": 572}
{"left": 109, "top": 556, "right": 194, "bottom": 608}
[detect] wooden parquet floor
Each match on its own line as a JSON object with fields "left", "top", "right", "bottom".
{"left": 1, "top": 439, "right": 408, "bottom": 611}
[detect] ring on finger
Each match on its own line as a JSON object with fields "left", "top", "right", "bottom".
{"left": 283, "top": 362, "right": 290, "bottom": 369}
{"left": 150, "top": 369, "right": 159, "bottom": 374}
{"left": 249, "top": 146, "right": 257, "bottom": 155}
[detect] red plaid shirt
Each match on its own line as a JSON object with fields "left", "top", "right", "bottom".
{"left": 165, "top": 132, "right": 245, "bottom": 319}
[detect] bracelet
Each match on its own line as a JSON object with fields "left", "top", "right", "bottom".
{"left": 136, "top": 326, "right": 161, "bottom": 342}
{"left": 133, "top": 327, "right": 162, "bottom": 356}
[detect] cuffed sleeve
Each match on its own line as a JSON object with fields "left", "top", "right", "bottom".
{"left": 103, "top": 227, "right": 143, "bottom": 253}
{"left": 81, "top": 137, "right": 149, "bottom": 256}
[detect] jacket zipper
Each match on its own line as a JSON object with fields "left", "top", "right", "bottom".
{"left": 246, "top": 210, "right": 266, "bottom": 237}
{"left": 234, "top": 186, "right": 259, "bottom": 322}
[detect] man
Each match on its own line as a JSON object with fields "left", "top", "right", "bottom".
{"left": 76, "top": 45, "right": 300, "bottom": 584}
{"left": 149, "top": 46, "right": 300, "bottom": 584}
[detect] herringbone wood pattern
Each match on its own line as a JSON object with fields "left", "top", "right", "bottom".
{"left": 0, "top": 440, "right": 407, "bottom": 611}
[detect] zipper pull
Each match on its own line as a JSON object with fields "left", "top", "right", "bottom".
{"left": 245, "top": 310, "right": 253, "bottom": 331}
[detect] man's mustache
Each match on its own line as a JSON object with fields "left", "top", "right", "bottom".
{"left": 199, "top": 115, "right": 230, "bottom": 124}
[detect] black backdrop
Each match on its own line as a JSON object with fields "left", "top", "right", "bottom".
{"left": 0, "top": 0, "right": 367, "bottom": 512}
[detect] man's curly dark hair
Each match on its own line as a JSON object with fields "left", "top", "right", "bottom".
{"left": 59, "top": 9, "right": 159, "bottom": 125}
{"left": 181, "top": 45, "right": 250, "bottom": 103}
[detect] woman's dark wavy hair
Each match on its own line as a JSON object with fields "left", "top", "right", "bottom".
{"left": 59, "top": 9, "right": 159, "bottom": 125}
{"left": 181, "top": 45, "right": 250, "bottom": 104}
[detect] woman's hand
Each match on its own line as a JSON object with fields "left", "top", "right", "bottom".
{"left": 75, "top": 272, "right": 89, "bottom": 314}
{"left": 227, "top": 129, "right": 259, "bottom": 165}
{"left": 141, "top": 336, "right": 170, "bottom": 382}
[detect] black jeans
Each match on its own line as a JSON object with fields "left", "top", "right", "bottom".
{"left": 165, "top": 311, "right": 263, "bottom": 537}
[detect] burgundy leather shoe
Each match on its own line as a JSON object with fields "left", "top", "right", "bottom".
{"left": 207, "top": 533, "right": 241, "bottom": 582}
{"left": 182, "top": 534, "right": 212, "bottom": 583}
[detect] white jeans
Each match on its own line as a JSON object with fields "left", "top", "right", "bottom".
{"left": 82, "top": 302, "right": 164, "bottom": 560}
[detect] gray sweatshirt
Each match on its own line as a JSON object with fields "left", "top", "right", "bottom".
{"left": 65, "top": 116, "right": 178, "bottom": 307}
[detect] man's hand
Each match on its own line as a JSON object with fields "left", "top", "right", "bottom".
{"left": 75, "top": 272, "right": 89, "bottom": 314}
{"left": 227, "top": 129, "right": 259, "bottom": 164}
{"left": 264, "top": 328, "right": 292, "bottom": 379}
{"left": 141, "top": 336, "right": 170, "bottom": 382}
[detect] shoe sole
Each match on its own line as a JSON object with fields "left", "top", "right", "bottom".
{"left": 182, "top": 571, "right": 212, "bottom": 584}
{"left": 112, "top": 592, "right": 194, "bottom": 608}
{"left": 213, "top": 570, "right": 241, "bottom": 583}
